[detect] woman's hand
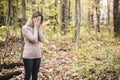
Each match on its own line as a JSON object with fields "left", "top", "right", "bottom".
{"left": 44, "top": 39, "right": 49, "bottom": 44}
{"left": 33, "top": 18, "right": 40, "bottom": 27}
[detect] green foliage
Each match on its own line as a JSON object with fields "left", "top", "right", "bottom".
{"left": 0, "top": 0, "right": 7, "bottom": 26}
{"left": 0, "top": 26, "right": 21, "bottom": 41}
{"left": 70, "top": 27, "right": 120, "bottom": 79}
{"left": 0, "top": 26, "right": 6, "bottom": 41}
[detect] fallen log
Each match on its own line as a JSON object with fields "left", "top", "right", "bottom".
{"left": 3, "top": 62, "right": 23, "bottom": 69}
{"left": 0, "top": 70, "right": 22, "bottom": 80}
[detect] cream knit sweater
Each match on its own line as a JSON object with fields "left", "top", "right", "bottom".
{"left": 22, "top": 25, "right": 45, "bottom": 59}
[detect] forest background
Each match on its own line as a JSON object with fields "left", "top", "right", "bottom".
{"left": 0, "top": 0, "right": 120, "bottom": 80}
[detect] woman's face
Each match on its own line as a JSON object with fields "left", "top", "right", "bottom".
{"left": 33, "top": 16, "right": 42, "bottom": 26}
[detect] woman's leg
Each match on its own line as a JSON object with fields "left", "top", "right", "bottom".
{"left": 32, "top": 58, "right": 41, "bottom": 80}
{"left": 23, "top": 58, "right": 34, "bottom": 80}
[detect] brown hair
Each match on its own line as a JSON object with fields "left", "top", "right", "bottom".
{"left": 26, "top": 10, "right": 43, "bottom": 27}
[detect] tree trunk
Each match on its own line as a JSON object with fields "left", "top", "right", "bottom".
{"left": 95, "top": 0, "right": 100, "bottom": 41}
{"left": 4, "top": 0, "right": 11, "bottom": 56}
{"left": 95, "top": 6, "right": 99, "bottom": 41}
{"left": 60, "top": 0, "right": 62, "bottom": 31}
{"left": 60, "top": 0, "right": 67, "bottom": 35}
{"left": 68, "top": 0, "right": 71, "bottom": 20}
{"left": 76, "top": 0, "right": 81, "bottom": 48}
{"left": 66, "top": 0, "right": 70, "bottom": 26}
{"left": 88, "top": 8, "right": 91, "bottom": 34}
{"left": 95, "top": 0, "right": 100, "bottom": 32}
{"left": 107, "top": 0, "right": 110, "bottom": 34}
{"left": 113, "top": 0, "right": 120, "bottom": 37}
{"left": 21, "top": 0, "right": 26, "bottom": 58}
{"left": 22, "top": 0, "right": 26, "bottom": 26}
{"left": 53, "top": 0, "right": 58, "bottom": 31}
{"left": 91, "top": 14, "right": 94, "bottom": 29}
{"left": 75, "top": 0, "right": 77, "bottom": 39}
{"left": 12, "top": 0, "right": 18, "bottom": 55}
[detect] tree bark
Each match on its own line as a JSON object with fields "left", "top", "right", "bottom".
{"left": 60, "top": 0, "right": 62, "bottom": 31}
{"left": 75, "top": 0, "right": 77, "bottom": 39}
{"left": 95, "top": 0, "right": 100, "bottom": 41}
{"left": 4, "top": 0, "right": 11, "bottom": 56}
{"left": 60, "top": 0, "right": 68, "bottom": 35}
{"left": 113, "top": 0, "right": 120, "bottom": 37}
{"left": 22, "top": 0, "right": 26, "bottom": 26}
{"left": 95, "top": 0, "right": 100, "bottom": 32}
{"left": 76, "top": 0, "right": 81, "bottom": 48}
{"left": 53, "top": 0, "right": 58, "bottom": 31}
{"left": 68, "top": 0, "right": 71, "bottom": 20}
{"left": 107, "top": 0, "right": 110, "bottom": 34}
{"left": 21, "top": 0, "right": 26, "bottom": 58}
{"left": 12, "top": 0, "right": 18, "bottom": 55}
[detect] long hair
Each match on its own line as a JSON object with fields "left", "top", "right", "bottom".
{"left": 26, "top": 10, "right": 43, "bottom": 27}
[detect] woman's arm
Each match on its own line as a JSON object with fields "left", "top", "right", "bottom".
{"left": 22, "top": 26, "right": 38, "bottom": 43}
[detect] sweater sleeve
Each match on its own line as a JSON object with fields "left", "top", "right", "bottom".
{"left": 22, "top": 26, "right": 38, "bottom": 43}
{"left": 38, "top": 28, "right": 45, "bottom": 42}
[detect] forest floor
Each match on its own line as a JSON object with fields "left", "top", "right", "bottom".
{"left": 0, "top": 26, "right": 120, "bottom": 80}
{"left": 0, "top": 38, "right": 80, "bottom": 80}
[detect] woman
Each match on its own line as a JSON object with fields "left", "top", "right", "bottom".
{"left": 22, "top": 10, "right": 48, "bottom": 80}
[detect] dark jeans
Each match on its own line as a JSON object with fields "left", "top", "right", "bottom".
{"left": 23, "top": 58, "right": 41, "bottom": 80}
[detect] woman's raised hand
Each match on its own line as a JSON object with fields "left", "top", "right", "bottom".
{"left": 33, "top": 18, "right": 40, "bottom": 27}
